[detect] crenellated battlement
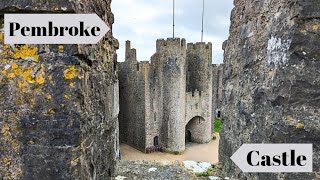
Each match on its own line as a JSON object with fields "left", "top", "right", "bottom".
{"left": 156, "top": 38, "right": 186, "bottom": 52}
{"left": 186, "top": 89, "right": 209, "bottom": 98}
{"left": 187, "top": 42, "right": 212, "bottom": 50}
{"left": 187, "top": 42, "right": 212, "bottom": 59}
{"left": 119, "top": 60, "right": 151, "bottom": 73}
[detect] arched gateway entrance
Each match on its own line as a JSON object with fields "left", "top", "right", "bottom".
{"left": 185, "top": 116, "right": 205, "bottom": 143}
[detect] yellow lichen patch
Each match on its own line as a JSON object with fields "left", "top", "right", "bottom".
{"left": 28, "top": 140, "right": 35, "bottom": 145}
{"left": 7, "top": 73, "right": 15, "bottom": 78}
{"left": 48, "top": 75, "right": 54, "bottom": 84}
{"left": 47, "top": 94, "right": 52, "bottom": 101}
{"left": 2, "top": 58, "right": 8, "bottom": 63}
{"left": 11, "top": 63, "right": 18, "bottom": 70}
{"left": 35, "top": 74, "right": 45, "bottom": 85}
{"left": 1, "top": 124, "right": 10, "bottom": 136}
{"left": 287, "top": 115, "right": 294, "bottom": 121}
{"left": 21, "top": 67, "right": 35, "bottom": 84}
{"left": 61, "top": 104, "right": 65, "bottom": 108}
{"left": 12, "top": 45, "right": 39, "bottom": 61}
{"left": 13, "top": 68, "right": 22, "bottom": 76}
{"left": 300, "top": 29, "right": 307, "bottom": 33}
{"left": 64, "top": 66, "right": 78, "bottom": 80}
{"left": 58, "top": 45, "right": 64, "bottom": 53}
{"left": 294, "top": 122, "right": 305, "bottom": 129}
{"left": 0, "top": 33, "right": 3, "bottom": 40}
{"left": 54, "top": 7, "right": 59, "bottom": 11}
{"left": 1, "top": 69, "right": 7, "bottom": 75}
{"left": 70, "top": 158, "right": 80, "bottom": 167}
{"left": 64, "top": 94, "right": 71, "bottom": 100}
{"left": 69, "top": 82, "right": 75, "bottom": 87}
{"left": 312, "top": 25, "right": 319, "bottom": 31}
{"left": 17, "top": 80, "right": 28, "bottom": 93}
{"left": 2, "top": 157, "right": 11, "bottom": 166}
{"left": 48, "top": 108, "right": 55, "bottom": 114}
{"left": 11, "top": 139, "right": 20, "bottom": 148}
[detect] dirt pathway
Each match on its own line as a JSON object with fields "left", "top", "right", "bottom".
{"left": 120, "top": 134, "right": 219, "bottom": 164}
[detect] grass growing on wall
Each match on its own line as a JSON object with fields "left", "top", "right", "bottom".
{"left": 214, "top": 118, "right": 222, "bottom": 133}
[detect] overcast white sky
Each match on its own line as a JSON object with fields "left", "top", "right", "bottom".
{"left": 112, "top": 0, "right": 233, "bottom": 64}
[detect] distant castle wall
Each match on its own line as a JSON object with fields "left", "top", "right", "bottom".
{"left": 212, "top": 64, "right": 224, "bottom": 115}
{"left": 118, "top": 41, "right": 149, "bottom": 151}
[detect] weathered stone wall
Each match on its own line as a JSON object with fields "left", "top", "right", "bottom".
{"left": 212, "top": 64, "right": 224, "bottom": 115}
{"left": 186, "top": 42, "right": 212, "bottom": 93}
{"left": 220, "top": 0, "right": 320, "bottom": 179}
{"left": 0, "top": 0, "right": 119, "bottom": 179}
{"left": 118, "top": 42, "right": 146, "bottom": 152}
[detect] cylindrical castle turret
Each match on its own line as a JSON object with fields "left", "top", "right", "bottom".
{"left": 156, "top": 38, "right": 187, "bottom": 152}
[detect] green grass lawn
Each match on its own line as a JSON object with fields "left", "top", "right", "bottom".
{"left": 214, "top": 118, "right": 222, "bottom": 133}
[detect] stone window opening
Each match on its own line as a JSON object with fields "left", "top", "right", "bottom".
{"left": 154, "top": 112, "right": 156, "bottom": 121}
{"left": 217, "top": 111, "right": 221, "bottom": 118}
{"left": 136, "top": 64, "right": 139, "bottom": 71}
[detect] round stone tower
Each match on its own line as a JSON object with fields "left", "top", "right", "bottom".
{"left": 156, "top": 38, "right": 187, "bottom": 152}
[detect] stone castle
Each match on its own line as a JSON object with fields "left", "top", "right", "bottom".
{"left": 118, "top": 38, "right": 223, "bottom": 153}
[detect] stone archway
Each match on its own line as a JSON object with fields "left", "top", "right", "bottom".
{"left": 185, "top": 116, "right": 206, "bottom": 144}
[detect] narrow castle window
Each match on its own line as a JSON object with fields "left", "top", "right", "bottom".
{"left": 136, "top": 64, "right": 139, "bottom": 71}
{"left": 154, "top": 112, "right": 156, "bottom": 121}
{"left": 217, "top": 111, "right": 221, "bottom": 118}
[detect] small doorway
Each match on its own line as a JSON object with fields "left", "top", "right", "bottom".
{"left": 153, "top": 136, "right": 159, "bottom": 146}
{"left": 185, "top": 130, "right": 192, "bottom": 142}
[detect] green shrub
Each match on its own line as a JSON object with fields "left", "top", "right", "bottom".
{"left": 214, "top": 118, "right": 222, "bottom": 133}
{"left": 195, "top": 167, "right": 214, "bottom": 177}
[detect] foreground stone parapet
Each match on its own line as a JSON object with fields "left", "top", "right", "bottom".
{"left": 0, "top": 0, "right": 119, "bottom": 179}
{"left": 220, "top": 0, "right": 320, "bottom": 179}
